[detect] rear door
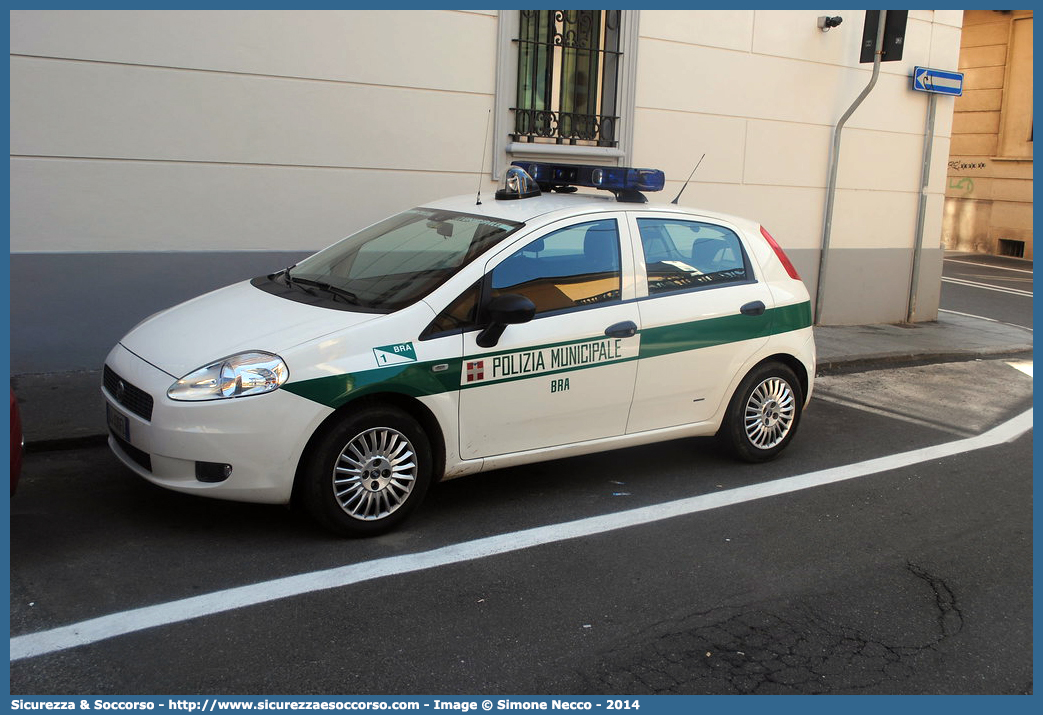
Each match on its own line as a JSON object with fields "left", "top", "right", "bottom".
{"left": 625, "top": 213, "right": 774, "bottom": 433}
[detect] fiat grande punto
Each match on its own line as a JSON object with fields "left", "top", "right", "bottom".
{"left": 103, "top": 162, "right": 816, "bottom": 536}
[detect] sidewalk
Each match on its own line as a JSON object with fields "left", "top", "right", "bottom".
{"left": 815, "top": 309, "right": 1033, "bottom": 373}
{"left": 11, "top": 311, "right": 1034, "bottom": 448}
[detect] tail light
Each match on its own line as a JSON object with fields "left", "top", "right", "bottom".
{"left": 760, "top": 226, "right": 801, "bottom": 280}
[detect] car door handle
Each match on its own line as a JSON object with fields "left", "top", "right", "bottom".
{"left": 605, "top": 320, "right": 638, "bottom": 338}
{"left": 740, "top": 301, "right": 766, "bottom": 317}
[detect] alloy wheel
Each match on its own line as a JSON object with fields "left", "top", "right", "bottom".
{"left": 743, "top": 377, "right": 796, "bottom": 450}
{"left": 332, "top": 427, "right": 418, "bottom": 521}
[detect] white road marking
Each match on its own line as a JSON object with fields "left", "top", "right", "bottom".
{"left": 941, "top": 276, "right": 1033, "bottom": 297}
{"left": 944, "top": 258, "right": 1034, "bottom": 275}
{"left": 9, "top": 408, "right": 1033, "bottom": 662}
{"left": 812, "top": 393, "right": 974, "bottom": 438}
{"left": 1006, "top": 360, "right": 1033, "bottom": 377}
{"left": 938, "top": 308, "right": 1033, "bottom": 331}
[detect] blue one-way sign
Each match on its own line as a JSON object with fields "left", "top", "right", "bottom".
{"left": 912, "top": 66, "right": 964, "bottom": 96}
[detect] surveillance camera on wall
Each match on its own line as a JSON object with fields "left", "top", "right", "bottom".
{"left": 818, "top": 16, "right": 843, "bottom": 31}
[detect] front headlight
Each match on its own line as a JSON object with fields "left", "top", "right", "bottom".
{"left": 167, "top": 352, "right": 289, "bottom": 402}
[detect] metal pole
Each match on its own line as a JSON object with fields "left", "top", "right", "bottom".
{"left": 815, "top": 10, "right": 888, "bottom": 324}
{"left": 907, "top": 92, "right": 937, "bottom": 323}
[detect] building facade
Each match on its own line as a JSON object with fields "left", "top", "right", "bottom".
{"left": 943, "top": 9, "right": 1033, "bottom": 260}
{"left": 10, "top": 10, "right": 964, "bottom": 374}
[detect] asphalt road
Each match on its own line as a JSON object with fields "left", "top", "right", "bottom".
{"left": 9, "top": 357, "right": 1033, "bottom": 695}
{"left": 941, "top": 252, "right": 1033, "bottom": 329}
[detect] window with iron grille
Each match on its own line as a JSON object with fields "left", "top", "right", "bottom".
{"left": 512, "top": 10, "right": 622, "bottom": 148}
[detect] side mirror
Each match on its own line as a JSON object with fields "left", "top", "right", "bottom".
{"left": 476, "top": 294, "right": 535, "bottom": 348}
{"left": 487, "top": 293, "right": 536, "bottom": 325}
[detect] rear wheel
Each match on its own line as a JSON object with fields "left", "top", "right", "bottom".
{"left": 301, "top": 406, "right": 432, "bottom": 537}
{"left": 719, "top": 362, "right": 803, "bottom": 462}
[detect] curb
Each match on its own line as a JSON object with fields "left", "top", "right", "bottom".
{"left": 816, "top": 346, "right": 1034, "bottom": 376}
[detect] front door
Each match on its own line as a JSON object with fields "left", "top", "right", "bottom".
{"left": 458, "top": 215, "right": 640, "bottom": 459}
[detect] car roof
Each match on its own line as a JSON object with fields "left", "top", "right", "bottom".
{"left": 421, "top": 191, "right": 762, "bottom": 233}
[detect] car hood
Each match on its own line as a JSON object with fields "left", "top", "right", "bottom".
{"left": 119, "top": 280, "right": 380, "bottom": 377}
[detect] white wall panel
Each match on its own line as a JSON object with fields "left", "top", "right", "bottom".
{"left": 10, "top": 158, "right": 486, "bottom": 252}
{"left": 929, "top": 22, "right": 964, "bottom": 75}
{"left": 921, "top": 10, "right": 964, "bottom": 28}
{"left": 637, "top": 38, "right": 932, "bottom": 135}
{"left": 751, "top": 10, "right": 865, "bottom": 67}
{"left": 631, "top": 108, "right": 746, "bottom": 185}
{"left": 11, "top": 57, "right": 492, "bottom": 173}
{"left": 834, "top": 129, "right": 952, "bottom": 196}
{"left": 923, "top": 193, "right": 946, "bottom": 249}
{"left": 929, "top": 136, "right": 953, "bottom": 194}
{"left": 743, "top": 121, "right": 831, "bottom": 188}
{"left": 10, "top": 10, "right": 496, "bottom": 94}
{"left": 834, "top": 128, "right": 927, "bottom": 193}
{"left": 639, "top": 10, "right": 754, "bottom": 52}
{"left": 829, "top": 189, "right": 918, "bottom": 249}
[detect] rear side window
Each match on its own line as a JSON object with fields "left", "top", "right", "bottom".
{"left": 637, "top": 218, "right": 750, "bottom": 296}
{"left": 490, "top": 219, "right": 622, "bottom": 316}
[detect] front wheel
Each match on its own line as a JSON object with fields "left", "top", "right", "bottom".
{"left": 718, "top": 362, "right": 803, "bottom": 463}
{"left": 300, "top": 407, "right": 432, "bottom": 537}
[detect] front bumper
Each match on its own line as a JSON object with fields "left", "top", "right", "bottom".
{"left": 102, "top": 343, "right": 333, "bottom": 504}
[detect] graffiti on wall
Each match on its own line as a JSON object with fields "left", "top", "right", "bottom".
{"left": 947, "top": 159, "right": 988, "bottom": 195}
{"left": 948, "top": 160, "right": 988, "bottom": 170}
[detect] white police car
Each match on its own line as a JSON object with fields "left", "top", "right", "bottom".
{"left": 103, "top": 162, "right": 815, "bottom": 536}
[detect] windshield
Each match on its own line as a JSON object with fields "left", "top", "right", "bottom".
{"left": 286, "top": 208, "right": 522, "bottom": 312}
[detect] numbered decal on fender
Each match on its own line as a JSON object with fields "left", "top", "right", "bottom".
{"left": 373, "top": 342, "right": 417, "bottom": 366}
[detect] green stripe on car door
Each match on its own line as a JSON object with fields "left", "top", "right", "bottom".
{"left": 638, "top": 301, "right": 811, "bottom": 359}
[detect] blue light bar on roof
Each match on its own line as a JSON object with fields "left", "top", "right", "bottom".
{"left": 510, "top": 161, "right": 665, "bottom": 202}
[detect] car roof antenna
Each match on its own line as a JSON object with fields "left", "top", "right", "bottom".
{"left": 476, "top": 109, "right": 492, "bottom": 206}
{"left": 671, "top": 153, "right": 705, "bottom": 205}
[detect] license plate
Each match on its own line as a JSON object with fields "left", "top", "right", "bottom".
{"left": 106, "top": 403, "right": 130, "bottom": 441}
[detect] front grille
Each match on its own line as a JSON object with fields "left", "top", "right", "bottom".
{"left": 103, "top": 365, "right": 154, "bottom": 421}
{"left": 111, "top": 432, "right": 152, "bottom": 473}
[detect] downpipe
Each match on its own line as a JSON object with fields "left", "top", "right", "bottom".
{"left": 815, "top": 10, "right": 888, "bottom": 325}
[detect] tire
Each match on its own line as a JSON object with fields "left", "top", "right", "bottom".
{"left": 718, "top": 361, "right": 803, "bottom": 463}
{"left": 301, "top": 406, "right": 432, "bottom": 537}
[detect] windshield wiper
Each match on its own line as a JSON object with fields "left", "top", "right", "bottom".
{"left": 287, "top": 276, "right": 366, "bottom": 306}
{"left": 269, "top": 267, "right": 306, "bottom": 290}
{"left": 269, "top": 265, "right": 296, "bottom": 282}
{"left": 270, "top": 271, "right": 317, "bottom": 297}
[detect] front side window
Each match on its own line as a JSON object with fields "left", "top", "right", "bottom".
{"left": 637, "top": 218, "right": 750, "bottom": 296}
{"left": 491, "top": 219, "right": 621, "bottom": 316}
{"left": 273, "top": 209, "right": 521, "bottom": 313}
{"left": 422, "top": 281, "right": 481, "bottom": 339}
{"left": 513, "top": 10, "right": 622, "bottom": 147}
